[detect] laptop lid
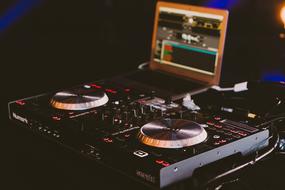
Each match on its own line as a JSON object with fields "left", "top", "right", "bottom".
{"left": 150, "top": 1, "right": 228, "bottom": 85}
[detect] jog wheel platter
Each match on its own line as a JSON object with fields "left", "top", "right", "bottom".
{"left": 50, "top": 89, "right": 109, "bottom": 110}
{"left": 138, "top": 118, "right": 208, "bottom": 148}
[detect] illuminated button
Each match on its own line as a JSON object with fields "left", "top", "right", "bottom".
{"left": 214, "top": 124, "right": 222, "bottom": 128}
{"left": 103, "top": 137, "right": 113, "bottom": 143}
{"left": 52, "top": 116, "right": 61, "bottom": 121}
{"left": 155, "top": 160, "right": 170, "bottom": 167}
{"left": 133, "top": 150, "right": 148, "bottom": 158}
{"left": 84, "top": 85, "right": 91, "bottom": 89}
{"left": 124, "top": 134, "right": 131, "bottom": 138}
{"left": 16, "top": 100, "right": 26, "bottom": 106}
{"left": 238, "top": 132, "right": 248, "bottom": 137}
{"left": 90, "top": 84, "right": 102, "bottom": 89}
{"left": 124, "top": 88, "right": 131, "bottom": 92}
{"left": 230, "top": 129, "right": 238, "bottom": 133}
{"left": 214, "top": 116, "right": 221, "bottom": 121}
{"left": 105, "top": 89, "right": 117, "bottom": 94}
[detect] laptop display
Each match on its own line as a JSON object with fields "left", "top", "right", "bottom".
{"left": 150, "top": 2, "right": 228, "bottom": 85}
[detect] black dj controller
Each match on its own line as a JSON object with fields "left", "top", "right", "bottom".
{"left": 8, "top": 78, "right": 271, "bottom": 188}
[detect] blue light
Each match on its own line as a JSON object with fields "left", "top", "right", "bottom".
{"left": 262, "top": 73, "right": 285, "bottom": 82}
{"left": 0, "top": 0, "right": 42, "bottom": 33}
{"left": 204, "top": 0, "right": 239, "bottom": 9}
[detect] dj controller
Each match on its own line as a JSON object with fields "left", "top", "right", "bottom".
{"left": 8, "top": 78, "right": 272, "bottom": 188}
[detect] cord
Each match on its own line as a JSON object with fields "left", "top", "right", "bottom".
{"left": 256, "top": 116, "right": 285, "bottom": 128}
{"left": 211, "top": 82, "right": 248, "bottom": 92}
{"left": 137, "top": 62, "right": 150, "bottom": 70}
{"left": 203, "top": 125, "right": 280, "bottom": 189}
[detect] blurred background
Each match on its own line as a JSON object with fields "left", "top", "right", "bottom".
{"left": 1, "top": 0, "right": 285, "bottom": 189}
{"left": 1, "top": 0, "right": 285, "bottom": 99}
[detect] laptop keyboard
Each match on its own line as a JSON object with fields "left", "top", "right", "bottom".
{"left": 125, "top": 70, "right": 206, "bottom": 94}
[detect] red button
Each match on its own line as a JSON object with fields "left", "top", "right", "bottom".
{"left": 238, "top": 132, "right": 247, "bottom": 137}
{"left": 230, "top": 130, "right": 238, "bottom": 133}
{"left": 90, "top": 84, "right": 102, "bottom": 89}
{"left": 16, "top": 100, "right": 25, "bottom": 106}
{"left": 103, "top": 138, "right": 113, "bottom": 143}
{"left": 124, "top": 134, "right": 130, "bottom": 138}
{"left": 155, "top": 160, "right": 170, "bottom": 167}
{"left": 52, "top": 116, "right": 61, "bottom": 121}
{"left": 214, "top": 116, "right": 221, "bottom": 121}
{"left": 105, "top": 89, "right": 117, "bottom": 94}
{"left": 214, "top": 124, "right": 222, "bottom": 128}
{"left": 124, "top": 88, "right": 131, "bottom": 92}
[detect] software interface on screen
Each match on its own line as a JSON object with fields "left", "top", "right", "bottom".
{"left": 153, "top": 7, "right": 224, "bottom": 76}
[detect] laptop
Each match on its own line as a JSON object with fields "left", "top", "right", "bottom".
{"left": 116, "top": 1, "right": 229, "bottom": 100}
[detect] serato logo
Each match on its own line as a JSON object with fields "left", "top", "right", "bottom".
{"left": 12, "top": 112, "right": 28, "bottom": 124}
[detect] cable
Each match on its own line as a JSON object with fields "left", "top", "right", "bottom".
{"left": 137, "top": 62, "right": 150, "bottom": 70}
{"left": 256, "top": 116, "right": 285, "bottom": 128}
{"left": 203, "top": 125, "right": 280, "bottom": 189}
{"left": 211, "top": 82, "right": 248, "bottom": 92}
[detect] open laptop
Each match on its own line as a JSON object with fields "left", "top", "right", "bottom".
{"left": 116, "top": 1, "right": 229, "bottom": 100}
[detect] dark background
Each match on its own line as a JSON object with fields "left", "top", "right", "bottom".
{"left": 1, "top": 0, "right": 285, "bottom": 189}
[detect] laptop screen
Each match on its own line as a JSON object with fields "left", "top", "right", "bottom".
{"left": 150, "top": 2, "right": 228, "bottom": 85}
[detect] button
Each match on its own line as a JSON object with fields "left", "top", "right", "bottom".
{"left": 103, "top": 137, "right": 113, "bottom": 143}
{"left": 16, "top": 100, "right": 26, "bottom": 106}
{"left": 214, "top": 141, "right": 220, "bottom": 145}
{"left": 214, "top": 116, "right": 222, "bottom": 121}
{"left": 230, "top": 129, "right": 239, "bottom": 134}
{"left": 214, "top": 124, "right": 222, "bottom": 128}
{"left": 124, "top": 88, "right": 131, "bottom": 92}
{"left": 133, "top": 150, "right": 148, "bottom": 158}
{"left": 155, "top": 160, "right": 170, "bottom": 167}
{"left": 52, "top": 116, "right": 61, "bottom": 121}
{"left": 213, "top": 135, "right": 220, "bottom": 139}
{"left": 105, "top": 89, "right": 117, "bottom": 94}
{"left": 84, "top": 85, "right": 91, "bottom": 89}
{"left": 238, "top": 132, "right": 248, "bottom": 137}
{"left": 90, "top": 84, "right": 102, "bottom": 89}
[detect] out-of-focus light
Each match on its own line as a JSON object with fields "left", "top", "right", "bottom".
{"left": 263, "top": 73, "right": 285, "bottom": 82}
{"left": 204, "top": 0, "right": 239, "bottom": 9}
{"left": 281, "top": 5, "right": 285, "bottom": 28}
{"left": 0, "top": 0, "right": 42, "bottom": 33}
